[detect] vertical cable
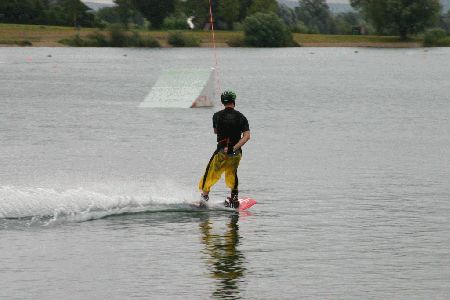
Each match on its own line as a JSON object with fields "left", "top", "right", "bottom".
{"left": 208, "top": 0, "right": 222, "bottom": 98}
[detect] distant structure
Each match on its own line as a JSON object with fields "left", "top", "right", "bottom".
{"left": 187, "top": 16, "right": 195, "bottom": 29}
{"left": 81, "top": 1, "right": 115, "bottom": 11}
{"left": 278, "top": 0, "right": 354, "bottom": 13}
{"left": 139, "top": 69, "right": 216, "bottom": 108}
{"left": 352, "top": 26, "right": 366, "bottom": 35}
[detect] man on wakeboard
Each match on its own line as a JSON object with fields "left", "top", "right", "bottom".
{"left": 199, "top": 91, "right": 251, "bottom": 209}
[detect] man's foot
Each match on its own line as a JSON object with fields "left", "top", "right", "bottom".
{"left": 224, "top": 196, "right": 239, "bottom": 209}
{"left": 199, "top": 194, "right": 209, "bottom": 208}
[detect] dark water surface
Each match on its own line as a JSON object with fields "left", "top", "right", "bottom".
{"left": 0, "top": 47, "right": 449, "bottom": 299}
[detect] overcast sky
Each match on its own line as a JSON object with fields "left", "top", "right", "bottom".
{"left": 84, "top": 0, "right": 349, "bottom": 4}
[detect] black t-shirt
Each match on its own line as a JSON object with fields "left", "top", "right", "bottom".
{"left": 213, "top": 107, "right": 250, "bottom": 150}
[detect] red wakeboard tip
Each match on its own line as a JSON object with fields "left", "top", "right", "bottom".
{"left": 238, "top": 197, "right": 257, "bottom": 211}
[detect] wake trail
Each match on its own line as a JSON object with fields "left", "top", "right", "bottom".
{"left": 0, "top": 184, "right": 207, "bottom": 226}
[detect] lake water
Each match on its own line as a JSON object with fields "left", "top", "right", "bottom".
{"left": 0, "top": 47, "right": 449, "bottom": 299}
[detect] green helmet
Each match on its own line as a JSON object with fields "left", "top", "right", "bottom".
{"left": 221, "top": 90, "right": 236, "bottom": 104}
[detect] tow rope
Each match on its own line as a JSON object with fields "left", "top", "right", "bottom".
{"left": 208, "top": 0, "right": 222, "bottom": 98}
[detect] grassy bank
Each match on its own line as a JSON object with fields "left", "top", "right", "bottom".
{"left": 0, "top": 23, "right": 423, "bottom": 48}
{"left": 294, "top": 34, "right": 421, "bottom": 47}
{"left": 0, "top": 23, "right": 79, "bottom": 46}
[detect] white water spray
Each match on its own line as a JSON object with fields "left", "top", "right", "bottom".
{"left": 0, "top": 181, "right": 200, "bottom": 225}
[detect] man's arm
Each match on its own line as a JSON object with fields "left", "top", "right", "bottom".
{"left": 213, "top": 113, "right": 218, "bottom": 134}
{"left": 232, "top": 131, "right": 250, "bottom": 152}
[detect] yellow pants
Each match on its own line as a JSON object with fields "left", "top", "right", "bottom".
{"left": 199, "top": 150, "right": 242, "bottom": 193}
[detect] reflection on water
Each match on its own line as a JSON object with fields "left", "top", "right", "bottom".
{"left": 200, "top": 214, "right": 245, "bottom": 299}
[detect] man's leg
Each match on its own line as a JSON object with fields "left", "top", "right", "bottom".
{"left": 199, "top": 151, "right": 225, "bottom": 200}
{"left": 224, "top": 154, "right": 241, "bottom": 208}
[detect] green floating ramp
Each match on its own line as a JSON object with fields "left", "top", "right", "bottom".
{"left": 139, "top": 68, "right": 216, "bottom": 108}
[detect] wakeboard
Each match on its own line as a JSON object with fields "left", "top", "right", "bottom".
{"left": 192, "top": 197, "right": 257, "bottom": 211}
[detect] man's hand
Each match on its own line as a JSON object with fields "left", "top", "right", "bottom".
{"left": 224, "top": 147, "right": 234, "bottom": 155}
{"left": 233, "top": 131, "right": 251, "bottom": 152}
{"left": 223, "top": 131, "right": 250, "bottom": 155}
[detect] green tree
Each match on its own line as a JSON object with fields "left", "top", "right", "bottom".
{"left": 32, "top": 0, "right": 49, "bottom": 24}
{"left": 238, "top": 0, "right": 253, "bottom": 21}
{"left": 295, "top": 0, "right": 335, "bottom": 34}
{"left": 96, "top": 7, "right": 121, "bottom": 24}
{"left": 219, "top": 0, "right": 241, "bottom": 29}
{"left": 278, "top": 4, "right": 298, "bottom": 28}
{"left": 0, "top": 0, "right": 48, "bottom": 24}
{"left": 248, "top": 0, "right": 278, "bottom": 15}
{"left": 46, "top": 3, "right": 69, "bottom": 25}
{"left": 132, "top": 0, "right": 176, "bottom": 28}
{"left": 351, "top": 0, "right": 441, "bottom": 39}
{"left": 114, "top": 0, "right": 134, "bottom": 28}
{"left": 334, "top": 12, "right": 362, "bottom": 35}
{"left": 162, "top": 13, "right": 189, "bottom": 29}
{"left": 0, "top": 0, "right": 96, "bottom": 26}
{"left": 243, "top": 12, "right": 293, "bottom": 46}
{"left": 58, "top": 0, "right": 93, "bottom": 27}
{"left": 440, "top": 10, "right": 450, "bottom": 34}
{"left": 423, "top": 27, "right": 448, "bottom": 45}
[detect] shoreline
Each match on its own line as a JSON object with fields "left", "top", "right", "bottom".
{"left": 0, "top": 23, "right": 423, "bottom": 48}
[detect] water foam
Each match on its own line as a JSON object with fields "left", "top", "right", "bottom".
{"left": 0, "top": 182, "right": 199, "bottom": 225}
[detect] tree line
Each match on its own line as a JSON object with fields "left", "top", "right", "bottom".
{"left": 0, "top": 0, "right": 96, "bottom": 27}
{"left": 1, "top": 0, "right": 449, "bottom": 40}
